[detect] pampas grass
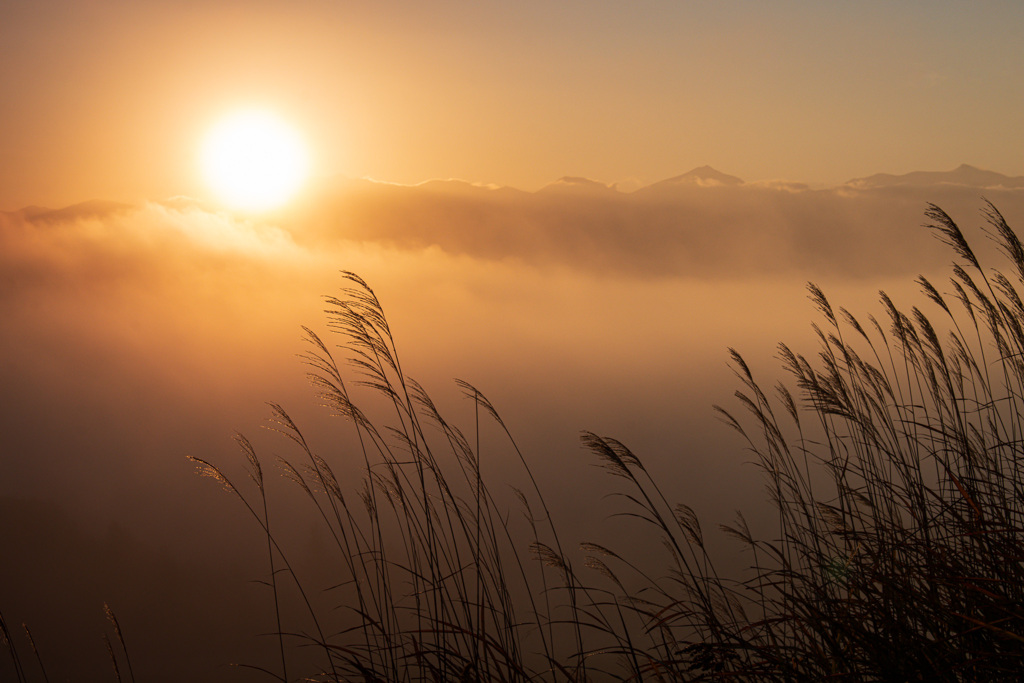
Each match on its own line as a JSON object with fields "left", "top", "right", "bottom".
{"left": 197, "top": 202, "right": 1024, "bottom": 680}
{"left": 3, "top": 605, "right": 134, "bottom": 683}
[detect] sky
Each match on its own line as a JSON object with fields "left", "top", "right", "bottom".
{"left": 3, "top": 1, "right": 1024, "bottom": 681}
{"left": 2, "top": 0, "right": 1024, "bottom": 209}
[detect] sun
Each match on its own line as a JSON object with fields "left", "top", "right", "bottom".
{"left": 200, "top": 109, "right": 310, "bottom": 211}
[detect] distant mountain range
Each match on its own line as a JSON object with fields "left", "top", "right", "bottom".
{"left": 845, "top": 164, "right": 1024, "bottom": 190}
{"left": 534, "top": 164, "right": 1024, "bottom": 196}
{"left": 411, "top": 164, "right": 1024, "bottom": 196}
{"left": 7, "top": 165, "right": 1024, "bottom": 219}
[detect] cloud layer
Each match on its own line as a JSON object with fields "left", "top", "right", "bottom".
{"left": 3, "top": 172, "right": 1023, "bottom": 680}
{"left": 289, "top": 169, "right": 1024, "bottom": 279}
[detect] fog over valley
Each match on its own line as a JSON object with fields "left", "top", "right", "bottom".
{"left": 3, "top": 165, "right": 1022, "bottom": 678}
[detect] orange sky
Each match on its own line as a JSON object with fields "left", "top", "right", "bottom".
{"left": 5, "top": 3, "right": 1024, "bottom": 679}
{"left": 2, "top": 0, "right": 1024, "bottom": 209}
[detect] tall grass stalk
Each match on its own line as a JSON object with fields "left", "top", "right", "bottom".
{"left": 1, "top": 610, "right": 29, "bottom": 683}
{"left": 197, "top": 272, "right": 592, "bottom": 681}
{"left": 2, "top": 606, "right": 135, "bottom": 683}
{"left": 201, "top": 202, "right": 1024, "bottom": 680}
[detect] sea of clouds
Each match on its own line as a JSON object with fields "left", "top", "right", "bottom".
{"left": 2, "top": 168, "right": 1022, "bottom": 680}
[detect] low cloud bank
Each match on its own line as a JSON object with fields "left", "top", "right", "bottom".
{"left": 10, "top": 167, "right": 1023, "bottom": 284}
{"left": 2, "top": 174, "right": 1022, "bottom": 680}
{"left": 292, "top": 173, "right": 1023, "bottom": 279}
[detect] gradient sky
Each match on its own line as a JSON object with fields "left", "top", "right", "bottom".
{"left": 5, "top": 2, "right": 1024, "bottom": 679}
{"left": 3, "top": 0, "right": 1024, "bottom": 208}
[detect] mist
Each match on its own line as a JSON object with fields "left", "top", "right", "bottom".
{"left": 2, "top": 172, "right": 1022, "bottom": 679}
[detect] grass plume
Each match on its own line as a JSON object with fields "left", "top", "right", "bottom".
{"left": 197, "top": 202, "right": 1024, "bottom": 680}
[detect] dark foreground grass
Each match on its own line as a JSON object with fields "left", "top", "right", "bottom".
{"left": 2, "top": 603, "right": 135, "bottom": 683}
{"left": 7, "top": 203, "right": 1023, "bottom": 680}
{"left": 189, "top": 202, "right": 1024, "bottom": 681}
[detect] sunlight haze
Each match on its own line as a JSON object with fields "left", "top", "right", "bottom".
{"left": 4, "top": 1, "right": 1024, "bottom": 680}
{"left": 200, "top": 109, "right": 310, "bottom": 211}
{"left": 1, "top": 1, "right": 1023, "bottom": 208}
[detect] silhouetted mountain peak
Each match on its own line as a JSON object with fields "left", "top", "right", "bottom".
{"left": 846, "top": 165, "right": 1024, "bottom": 189}
{"left": 644, "top": 166, "right": 745, "bottom": 191}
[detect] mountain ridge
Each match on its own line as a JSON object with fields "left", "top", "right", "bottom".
{"left": 846, "top": 164, "right": 1024, "bottom": 190}
{"left": 8, "top": 165, "right": 1024, "bottom": 216}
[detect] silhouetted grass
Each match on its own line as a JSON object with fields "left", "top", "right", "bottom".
{"left": 195, "top": 201, "right": 1024, "bottom": 681}
{"left": 194, "top": 271, "right": 590, "bottom": 681}
{"left": 2, "top": 605, "right": 135, "bottom": 683}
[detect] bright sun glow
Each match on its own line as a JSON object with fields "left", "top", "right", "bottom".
{"left": 200, "top": 109, "right": 310, "bottom": 211}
